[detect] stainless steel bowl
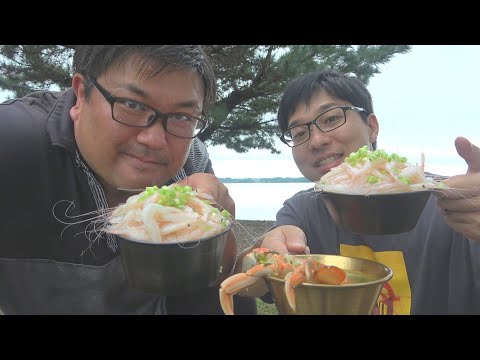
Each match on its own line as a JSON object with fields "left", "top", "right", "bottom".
{"left": 319, "top": 190, "right": 432, "bottom": 235}
{"left": 265, "top": 254, "right": 393, "bottom": 315}
{"left": 116, "top": 223, "right": 232, "bottom": 296}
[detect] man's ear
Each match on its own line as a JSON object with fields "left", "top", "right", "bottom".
{"left": 70, "top": 73, "right": 87, "bottom": 123}
{"left": 367, "top": 113, "right": 379, "bottom": 144}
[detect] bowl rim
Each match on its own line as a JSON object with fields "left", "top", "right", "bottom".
{"left": 318, "top": 189, "right": 434, "bottom": 198}
{"left": 266, "top": 254, "right": 393, "bottom": 288}
{"left": 115, "top": 221, "right": 233, "bottom": 246}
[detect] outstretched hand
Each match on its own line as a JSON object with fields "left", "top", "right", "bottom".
{"left": 435, "top": 137, "right": 480, "bottom": 241}
{"left": 229, "top": 225, "right": 310, "bottom": 302}
{"left": 235, "top": 225, "right": 309, "bottom": 278}
{"left": 261, "top": 225, "right": 310, "bottom": 255}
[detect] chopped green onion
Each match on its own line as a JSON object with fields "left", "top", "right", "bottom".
{"left": 345, "top": 145, "right": 409, "bottom": 166}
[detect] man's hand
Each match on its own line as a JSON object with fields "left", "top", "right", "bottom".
{"left": 261, "top": 225, "right": 310, "bottom": 255}
{"left": 230, "top": 225, "right": 309, "bottom": 299}
{"left": 178, "top": 173, "right": 235, "bottom": 217}
{"left": 235, "top": 225, "right": 309, "bottom": 271}
{"left": 435, "top": 137, "right": 480, "bottom": 241}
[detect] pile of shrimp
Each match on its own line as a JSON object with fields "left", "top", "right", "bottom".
{"left": 314, "top": 146, "right": 443, "bottom": 195}
{"left": 106, "top": 184, "right": 231, "bottom": 243}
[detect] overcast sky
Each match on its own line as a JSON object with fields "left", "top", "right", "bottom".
{"left": 208, "top": 45, "right": 480, "bottom": 178}
{"left": 2, "top": 45, "right": 478, "bottom": 179}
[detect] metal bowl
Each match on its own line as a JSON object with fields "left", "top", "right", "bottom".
{"left": 265, "top": 254, "right": 393, "bottom": 315}
{"left": 318, "top": 190, "right": 432, "bottom": 235}
{"left": 116, "top": 223, "right": 232, "bottom": 296}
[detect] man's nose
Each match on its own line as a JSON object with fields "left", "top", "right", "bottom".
{"left": 136, "top": 120, "right": 168, "bottom": 149}
{"left": 308, "top": 123, "right": 331, "bottom": 148}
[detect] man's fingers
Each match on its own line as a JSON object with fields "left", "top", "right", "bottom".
{"left": 178, "top": 173, "right": 235, "bottom": 216}
{"left": 261, "top": 236, "right": 289, "bottom": 255}
{"left": 284, "top": 225, "right": 308, "bottom": 254}
{"left": 455, "top": 136, "right": 480, "bottom": 174}
{"left": 261, "top": 225, "right": 308, "bottom": 255}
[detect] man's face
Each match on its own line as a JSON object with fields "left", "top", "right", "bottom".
{"left": 289, "top": 90, "right": 379, "bottom": 182}
{"left": 70, "top": 62, "right": 205, "bottom": 192}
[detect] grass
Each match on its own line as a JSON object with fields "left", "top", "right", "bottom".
{"left": 256, "top": 298, "right": 279, "bottom": 315}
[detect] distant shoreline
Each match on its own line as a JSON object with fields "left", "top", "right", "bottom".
{"left": 220, "top": 177, "right": 310, "bottom": 183}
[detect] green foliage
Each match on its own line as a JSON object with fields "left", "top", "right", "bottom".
{"left": 256, "top": 298, "right": 279, "bottom": 315}
{"left": 0, "top": 45, "right": 411, "bottom": 153}
{"left": 0, "top": 45, "right": 75, "bottom": 97}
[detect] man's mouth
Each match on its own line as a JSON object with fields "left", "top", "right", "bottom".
{"left": 126, "top": 153, "right": 167, "bottom": 165}
{"left": 316, "top": 154, "right": 343, "bottom": 167}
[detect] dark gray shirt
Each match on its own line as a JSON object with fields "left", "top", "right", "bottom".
{"left": 274, "top": 188, "right": 480, "bottom": 314}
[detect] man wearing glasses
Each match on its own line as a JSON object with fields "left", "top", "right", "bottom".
{"left": 235, "top": 69, "right": 480, "bottom": 315}
{"left": 0, "top": 45, "right": 256, "bottom": 315}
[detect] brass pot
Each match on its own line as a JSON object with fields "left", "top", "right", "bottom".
{"left": 265, "top": 254, "right": 393, "bottom": 315}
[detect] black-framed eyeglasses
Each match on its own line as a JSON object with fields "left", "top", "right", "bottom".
{"left": 280, "top": 106, "right": 366, "bottom": 147}
{"left": 83, "top": 73, "right": 209, "bottom": 139}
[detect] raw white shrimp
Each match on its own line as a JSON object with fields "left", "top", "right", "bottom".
{"left": 105, "top": 184, "right": 232, "bottom": 244}
{"left": 315, "top": 147, "right": 442, "bottom": 195}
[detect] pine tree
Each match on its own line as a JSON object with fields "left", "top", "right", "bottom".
{"left": 0, "top": 45, "right": 410, "bottom": 153}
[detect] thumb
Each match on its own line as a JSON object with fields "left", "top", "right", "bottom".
{"left": 284, "top": 226, "right": 308, "bottom": 254}
{"left": 455, "top": 136, "right": 480, "bottom": 174}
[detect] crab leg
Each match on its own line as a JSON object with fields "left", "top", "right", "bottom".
{"left": 219, "top": 248, "right": 291, "bottom": 315}
{"left": 284, "top": 263, "right": 307, "bottom": 313}
{"left": 219, "top": 273, "right": 259, "bottom": 315}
